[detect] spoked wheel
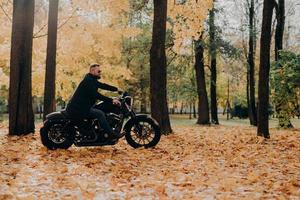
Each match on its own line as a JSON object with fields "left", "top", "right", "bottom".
{"left": 40, "top": 120, "right": 74, "bottom": 150}
{"left": 125, "top": 117, "right": 161, "bottom": 148}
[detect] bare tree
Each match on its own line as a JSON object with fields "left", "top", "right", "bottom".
{"left": 43, "top": 0, "right": 59, "bottom": 120}
{"left": 257, "top": 0, "right": 276, "bottom": 138}
{"left": 247, "top": 0, "right": 258, "bottom": 126}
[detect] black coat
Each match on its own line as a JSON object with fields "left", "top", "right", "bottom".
{"left": 66, "top": 73, "right": 118, "bottom": 118}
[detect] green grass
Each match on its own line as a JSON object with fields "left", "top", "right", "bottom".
{"left": 1, "top": 113, "right": 300, "bottom": 129}
{"left": 170, "top": 114, "right": 300, "bottom": 128}
{"left": 0, "top": 113, "right": 44, "bottom": 124}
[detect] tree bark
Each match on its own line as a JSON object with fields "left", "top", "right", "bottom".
{"left": 193, "top": 101, "right": 196, "bottom": 118}
{"left": 209, "top": 7, "right": 219, "bottom": 125}
{"left": 226, "top": 78, "right": 231, "bottom": 120}
{"left": 9, "top": 0, "right": 35, "bottom": 135}
{"left": 189, "top": 102, "right": 192, "bottom": 120}
{"left": 257, "top": 0, "right": 275, "bottom": 138}
{"left": 43, "top": 0, "right": 59, "bottom": 120}
{"left": 150, "top": 0, "right": 172, "bottom": 134}
{"left": 180, "top": 102, "right": 184, "bottom": 114}
{"left": 247, "top": 0, "right": 257, "bottom": 126}
{"left": 194, "top": 37, "right": 210, "bottom": 125}
{"left": 275, "top": 0, "right": 285, "bottom": 61}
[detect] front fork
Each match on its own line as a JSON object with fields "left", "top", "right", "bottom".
{"left": 129, "top": 111, "right": 144, "bottom": 137}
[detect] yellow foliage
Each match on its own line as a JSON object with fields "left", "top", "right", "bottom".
{"left": 32, "top": 0, "right": 138, "bottom": 100}
{"left": 0, "top": 68, "right": 8, "bottom": 87}
{"left": 0, "top": 0, "right": 211, "bottom": 102}
{"left": 168, "top": 0, "right": 213, "bottom": 54}
{"left": 0, "top": 1, "right": 12, "bottom": 89}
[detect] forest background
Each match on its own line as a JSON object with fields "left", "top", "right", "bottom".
{"left": 0, "top": 0, "right": 300, "bottom": 135}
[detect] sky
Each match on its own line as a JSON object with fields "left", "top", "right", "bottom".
{"left": 216, "top": 0, "right": 300, "bottom": 50}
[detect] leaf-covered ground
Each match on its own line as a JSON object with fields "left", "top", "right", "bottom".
{"left": 0, "top": 124, "right": 300, "bottom": 199}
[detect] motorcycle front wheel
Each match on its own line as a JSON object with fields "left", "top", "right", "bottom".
{"left": 40, "top": 120, "right": 74, "bottom": 150}
{"left": 125, "top": 117, "right": 161, "bottom": 148}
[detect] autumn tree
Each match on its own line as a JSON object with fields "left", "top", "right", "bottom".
{"left": 120, "top": 2, "right": 153, "bottom": 113}
{"left": 122, "top": 30, "right": 151, "bottom": 113}
{"left": 208, "top": 5, "right": 219, "bottom": 125}
{"left": 194, "top": 34, "right": 210, "bottom": 124}
{"left": 179, "top": 55, "right": 198, "bottom": 119}
{"left": 271, "top": 51, "right": 300, "bottom": 127}
{"left": 247, "top": 0, "right": 258, "bottom": 126}
{"left": 9, "top": 0, "right": 35, "bottom": 135}
{"left": 167, "top": 0, "right": 213, "bottom": 116}
{"left": 257, "top": 0, "right": 276, "bottom": 138}
{"left": 274, "top": 0, "right": 290, "bottom": 128}
{"left": 43, "top": 0, "right": 59, "bottom": 120}
{"left": 150, "top": 0, "right": 172, "bottom": 134}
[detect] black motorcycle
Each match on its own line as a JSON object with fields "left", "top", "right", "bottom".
{"left": 40, "top": 92, "right": 161, "bottom": 149}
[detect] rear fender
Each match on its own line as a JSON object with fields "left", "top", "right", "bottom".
{"left": 43, "top": 119, "right": 77, "bottom": 139}
{"left": 46, "top": 111, "right": 66, "bottom": 121}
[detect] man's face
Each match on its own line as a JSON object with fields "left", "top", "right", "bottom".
{"left": 90, "top": 66, "right": 101, "bottom": 79}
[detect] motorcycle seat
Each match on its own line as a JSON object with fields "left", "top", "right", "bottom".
{"left": 61, "top": 110, "right": 96, "bottom": 121}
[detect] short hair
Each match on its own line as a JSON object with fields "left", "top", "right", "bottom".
{"left": 89, "top": 63, "right": 100, "bottom": 69}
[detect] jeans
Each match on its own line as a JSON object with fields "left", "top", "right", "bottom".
{"left": 88, "top": 108, "right": 113, "bottom": 134}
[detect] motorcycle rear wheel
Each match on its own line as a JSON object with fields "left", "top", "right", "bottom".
{"left": 40, "top": 120, "right": 74, "bottom": 150}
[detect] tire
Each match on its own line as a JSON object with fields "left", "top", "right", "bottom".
{"left": 40, "top": 120, "right": 74, "bottom": 150}
{"left": 125, "top": 117, "right": 161, "bottom": 148}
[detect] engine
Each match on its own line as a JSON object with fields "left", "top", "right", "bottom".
{"left": 106, "top": 113, "right": 123, "bottom": 132}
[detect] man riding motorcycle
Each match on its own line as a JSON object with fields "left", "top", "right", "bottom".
{"left": 65, "top": 63, "right": 122, "bottom": 139}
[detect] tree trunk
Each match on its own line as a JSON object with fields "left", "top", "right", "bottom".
{"left": 194, "top": 37, "right": 210, "bottom": 125}
{"left": 275, "top": 0, "right": 285, "bottom": 61}
{"left": 150, "top": 0, "right": 172, "bottom": 134}
{"left": 180, "top": 102, "right": 184, "bottom": 114}
{"left": 9, "top": 0, "right": 35, "bottom": 135}
{"left": 189, "top": 102, "right": 192, "bottom": 119}
{"left": 172, "top": 101, "right": 176, "bottom": 114}
{"left": 246, "top": 70, "right": 251, "bottom": 120}
{"left": 43, "top": 0, "right": 59, "bottom": 120}
{"left": 257, "top": 0, "right": 275, "bottom": 138}
{"left": 247, "top": 0, "right": 257, "bottom": 126}
{"left": 193, "top": 101, "right": 196, "bottom": 118}
{"left": 226, "top": 78, "right": 230, "bottom": 120}
{"left": 209, "top": 7, "right": 219, "bottom": 125}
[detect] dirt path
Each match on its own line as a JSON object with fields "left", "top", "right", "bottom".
{"left": 0, "top": 125, "right": 300, "bottom": 199}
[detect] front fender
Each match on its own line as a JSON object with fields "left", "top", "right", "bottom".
{"left": 123, "top": 114, "right": 160, "bottom": 132}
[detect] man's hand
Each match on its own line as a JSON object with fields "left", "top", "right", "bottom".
{"left": 112, "top": 98, "right": 121, "bottom": 106}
